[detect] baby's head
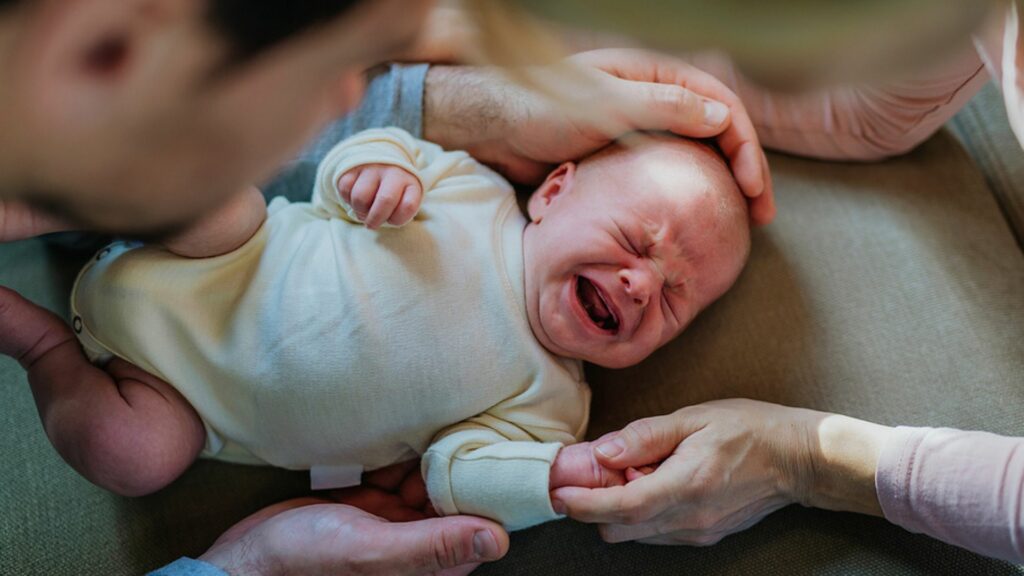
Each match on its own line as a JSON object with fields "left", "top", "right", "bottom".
{"left": 522, "top": 134, "right": 751, "bottom": 369}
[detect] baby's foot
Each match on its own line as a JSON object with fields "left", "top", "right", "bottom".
{"left": 0, "top": 286, "right": 75, "bottom": 368}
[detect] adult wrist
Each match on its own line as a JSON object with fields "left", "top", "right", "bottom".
{"left": 423, "top": 66, "right": 525, "bottom": 151}
{"left": 801, "top": 413, "right": 892, "bottom": 516}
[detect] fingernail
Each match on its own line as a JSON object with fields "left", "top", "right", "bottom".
{"left": 551, "top": 498, "right": 567, "bottom": 515}
{"left": 473, "top": 530, "right": 500, "bottom": 560}
{"left": 595, "top": 439, "right": 625, "bottom": 459}
{"left": 703, "top": 101, "right": 729, "bottom": 126}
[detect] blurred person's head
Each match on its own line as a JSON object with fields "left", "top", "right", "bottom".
{"left": 485, "top": 0, "right": 996, "bottom": 87}
{"left": 523, "top": 134, "right": 750, "bottom": 368}
{"left": 0, "top": 0, "right": 433, "bottom": 235}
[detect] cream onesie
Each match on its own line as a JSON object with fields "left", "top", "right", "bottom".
{"left": 70, "top": 128, "right": 590, "bottom": 530}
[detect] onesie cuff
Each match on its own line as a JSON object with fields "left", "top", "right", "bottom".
{"left": 427, "top": 441, "right": 564, "bottom": 531}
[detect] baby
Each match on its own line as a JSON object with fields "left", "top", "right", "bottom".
{"left": 13, "top": 128, "right": 750, "bottom": 530}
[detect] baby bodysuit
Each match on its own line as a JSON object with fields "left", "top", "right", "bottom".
{"left": 70, "top": 128, "right": 590, "bottom": 530}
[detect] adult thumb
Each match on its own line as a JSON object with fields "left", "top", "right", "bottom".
{"left": 592, "top": 412, "right": 701, "bottom": 469}
{"left": 611, "top": 80, "right": 732, "bottom": 139}
{"left": 385, "top": 515, "right": 509, "bottom": 576}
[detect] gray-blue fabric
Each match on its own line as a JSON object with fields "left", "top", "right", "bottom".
{"left": 261, "top": 63, "right": 428, "bottom": 204}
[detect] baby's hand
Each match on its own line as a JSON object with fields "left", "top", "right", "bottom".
{"left": 550, "top": 442, "right": 627, "bottom": 491}
{"left": 337, "top": 164, "right": 423, "bottom": 230}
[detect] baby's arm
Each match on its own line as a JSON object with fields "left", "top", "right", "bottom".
{"left": 0, "top": 288, "right": 205, "bottom": 496}
{"left": 422, "top": 372, "right": 591, "bottom": 530}
{"left": 423, "top": 417, "right": 570, "bottom": 531}
{"left": 161, "top": 186, "right": 266, "bottom": 258}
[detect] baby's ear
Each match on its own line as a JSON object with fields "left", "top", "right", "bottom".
{"left": 527, "top": 162, "right": 576, "bottom": 223}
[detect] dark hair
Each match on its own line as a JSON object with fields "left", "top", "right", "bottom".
{"left": 206, "top": 0, "right": 363, "bottom": 62}
{"left": 0, "top": 0, "right": 362, "bottom": 60}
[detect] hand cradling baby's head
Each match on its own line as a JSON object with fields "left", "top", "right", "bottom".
{"left": 522, "top": 134, "right": 751, "bottom": 368}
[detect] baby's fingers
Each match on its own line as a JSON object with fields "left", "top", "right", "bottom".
{"left": 364, "top": 172, "right": 408, "bottom": 229}
{"left": 388, "top": 183, "right": 424, "bottom": 227}
{"left": 349, "top": 169, "right": 383, "bottom": 219}
{"left": 337, "top": 170, "right": 360, "bottom": 206}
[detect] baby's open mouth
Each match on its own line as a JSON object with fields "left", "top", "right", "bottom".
{"left": 576, "top": 276, "right": 619, "bottom": 334}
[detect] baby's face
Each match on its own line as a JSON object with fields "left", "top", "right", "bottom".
{"left": 522, "top": 136, "right": 750, "bottom": 369}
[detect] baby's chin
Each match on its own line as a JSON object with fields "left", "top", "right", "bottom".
{"left": 561, "top": 343, "right": 654, "bottom": 369}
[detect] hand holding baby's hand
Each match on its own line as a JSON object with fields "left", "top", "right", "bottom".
{"left": 337, "top": 164, "right": 423, "bottom": 229}
{"left": 550, "top": 442, "right": 627, "bottom": 492}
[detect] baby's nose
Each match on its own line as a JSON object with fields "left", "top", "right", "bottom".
{"left": 618, "top": 268, "right": 653, "bottom": 307}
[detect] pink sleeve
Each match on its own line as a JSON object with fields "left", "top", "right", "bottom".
{"left": 876, "top": 426, "right": 1024, "bottom": 563}
{"left": 687, "top": 48, "right": 989, "bottom": 160}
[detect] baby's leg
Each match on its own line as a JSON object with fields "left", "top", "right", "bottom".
{"left": 0, "top": 287, "right": 205, "bottom": 496}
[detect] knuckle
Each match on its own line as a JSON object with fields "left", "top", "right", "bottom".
{"left": 622, "top": 419, "right": 660, "bottom": 450}
{"left": 430, "top": 528, "right": 464, "bottom": 570}
{"left": 672, "top": 90, "right": 703, "bottom": 122}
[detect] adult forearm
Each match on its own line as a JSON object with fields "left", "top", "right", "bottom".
{"left": 778, "top": 407, "right": 1024, "bottom": 563}
{"left": 422, "top": 66, "right": 524, "bottom": 152}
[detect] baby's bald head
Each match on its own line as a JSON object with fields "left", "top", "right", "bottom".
{"left": 523, "top": 133, "right": 752, "bottom": 368}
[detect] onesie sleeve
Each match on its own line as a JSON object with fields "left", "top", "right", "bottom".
{"left": 312, "top": 127, "right": 479, "bottom": 225}
{"left": 422, "top": 369, "right": 590, "bottom": 531}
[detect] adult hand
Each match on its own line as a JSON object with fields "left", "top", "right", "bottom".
{"left": 199, "top": 494, "right": 508, "bottom": 576}
{"left": 424, "top": 49, "right": 775, "bottom": 225}
{"left": 551, "top": 399, "right": 889, "bottom": 545}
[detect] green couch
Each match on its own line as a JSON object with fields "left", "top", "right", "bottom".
{"left": 2, "top": 82, "right": 1022, "bottom": 575}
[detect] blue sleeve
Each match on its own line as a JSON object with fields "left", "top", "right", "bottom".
{"left": 261, "top": 63, "right": 429, "bottom": 204}
{"left": 146, "top": 557, "right": 228, "bottom": 576}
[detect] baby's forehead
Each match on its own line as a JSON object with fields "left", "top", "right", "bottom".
{"left": 587, "top": 137, "right": 735, "bottom": 197}
{"left": 589, "top": 138, "right": 746, "bottom": 250}
{"left": 586, "top": 144, "right": 734, "bottom": 225}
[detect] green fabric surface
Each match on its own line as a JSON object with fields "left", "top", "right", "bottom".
{"left": 2, "top": 125, "right": 1023, "bottom": 573}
